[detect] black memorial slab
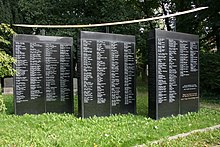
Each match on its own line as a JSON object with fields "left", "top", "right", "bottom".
{"left": 78, "top": 31, "right": 136, "bottom": 118}
{"left": 13, "top": 34, "right": 73, "bottom": 115}
{"left": 148, "top": 29, "right": 199, "bottom": 119}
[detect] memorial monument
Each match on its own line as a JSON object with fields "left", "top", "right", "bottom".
{"left": 148, "top": 29, "right": 199, "bottom": 119}
{"left": 13, "top": 34, "right": 73, "bottom": 115}
{"left": 78, "top": 31, "right": 136, "bottom": 118}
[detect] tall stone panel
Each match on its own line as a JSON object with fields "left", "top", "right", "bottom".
{"left": 13, "top": 34, "right": 73, "bottom": 115}
{"left": 78, "top": 31, "right": 136, "bottom": 118}
{"left": 148, "top": 29, "right": 199, "bottom": 119}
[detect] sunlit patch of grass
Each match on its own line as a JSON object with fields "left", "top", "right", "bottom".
{"left": 149, "top": 128, "right": 220, "bottom": 147}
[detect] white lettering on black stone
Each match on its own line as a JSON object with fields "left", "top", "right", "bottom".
{"left": 45, "top": 44, "right": 59, "bottom": 102}
{"left": 180, "top": 41, "right": 189, "bottom": 77}
{"left": 168, "top": 39, "right": 178, "bottom": 103}
{"left": 15, "top": 42, "right": 29, "bottom": 103}
{"left": 82, "top": 40, "right": 94, "bottom": 103}
{"left": 124, "top": 42, "right": 135, "bottom": 105}
{"left": 157, "top": 38, "right": 168, "bottom": 103}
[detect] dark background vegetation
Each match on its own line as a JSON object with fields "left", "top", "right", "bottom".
{"left": 0, "top": 0, "right": 220, "bottom": 96}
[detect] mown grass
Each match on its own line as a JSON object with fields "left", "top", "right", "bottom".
{"left": 149, "top": 128, "right": 220, "bottom": 147}
{"left": 0, "top": 79, "right": 220, "bottom": 146}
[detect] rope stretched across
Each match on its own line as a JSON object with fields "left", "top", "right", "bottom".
{"left": 13, "top": 7, "right": 208, "bottom": 28}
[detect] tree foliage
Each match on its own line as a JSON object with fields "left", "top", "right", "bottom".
{"left": 0, "top": 23, "right": 16, "bottom": 78}
{"left": 1, "top": 0, "right": 219, "bottom": 52}
{"left": 0, "top": 51, "right": 16, "bottom": 78}
{"left": 0, "top": 23, "right": 16, "bottom": 113}
{"left": 0, "top": 0, "right": 23, "bottom": 24}
{"left": 17, "top": 0, "right": 144, "bottom": 34}
{"left": 200, "top": 52, "right": 220, "bottom": 95}
{"left": 169, "top": 0, "right": 220, "bottom": 51}
{"left": 1, "top": 0, "right": 220, "bottom": 95}
{"left": 17, "top": 0, "right": 146, "bottom": 76}
{"left": 0, "top": 23, "right": 15, "bottom": 55}
{"left": 0, "top": 94, "right": 6, "bottom": 112}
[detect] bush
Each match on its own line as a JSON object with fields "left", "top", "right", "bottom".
{"left": 200, "top": 52, "right": 220, "bottom": 96}
{"left": 0, "top": 94, "right": 6, "bottom": 113}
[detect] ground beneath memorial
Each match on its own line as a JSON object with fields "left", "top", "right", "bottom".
{"left": 0, "top": 90, "right": 220, "bottom": 146}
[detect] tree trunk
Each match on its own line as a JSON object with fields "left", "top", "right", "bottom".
{"left": 161, "top": 1, "right": 171, "bottom": 31}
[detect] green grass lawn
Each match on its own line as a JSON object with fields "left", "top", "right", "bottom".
{"left": 149, "top": 128, "right": 220, "bottom": 147}
{"left": 0, "top": 81, "right": 220, "bottom": 146}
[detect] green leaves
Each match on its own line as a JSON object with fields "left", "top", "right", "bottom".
{"left": 0, "top": 23, "right": 16, "bottom": 113}
{"left": 0, "top": 23, "right": 16, "bottom": 78}
{"left": 0, "top": 51, "right": 16, "bottom": 78}
{"left": 200, "top": 52, "right": 220, "bottom": 95}
{"left": 0, "top": 36, "right": 10, "bottom": 45}
{"left": 0, "top": 94, "right": 7, "bottom": 113}
{"left": 0, "top": 23, "right": 16, "bottom": 55}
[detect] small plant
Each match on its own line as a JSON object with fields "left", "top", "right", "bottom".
{"left": 0, "top": 89, "right": 6, "bottom": 113}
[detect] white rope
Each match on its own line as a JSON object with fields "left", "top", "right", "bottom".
{"left": 13, "top": 7, "right": 208, "bottom": 28}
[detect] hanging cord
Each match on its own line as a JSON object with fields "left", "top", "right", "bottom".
{"left": 13, "top": 7, "right": 208, "bottom": 28}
